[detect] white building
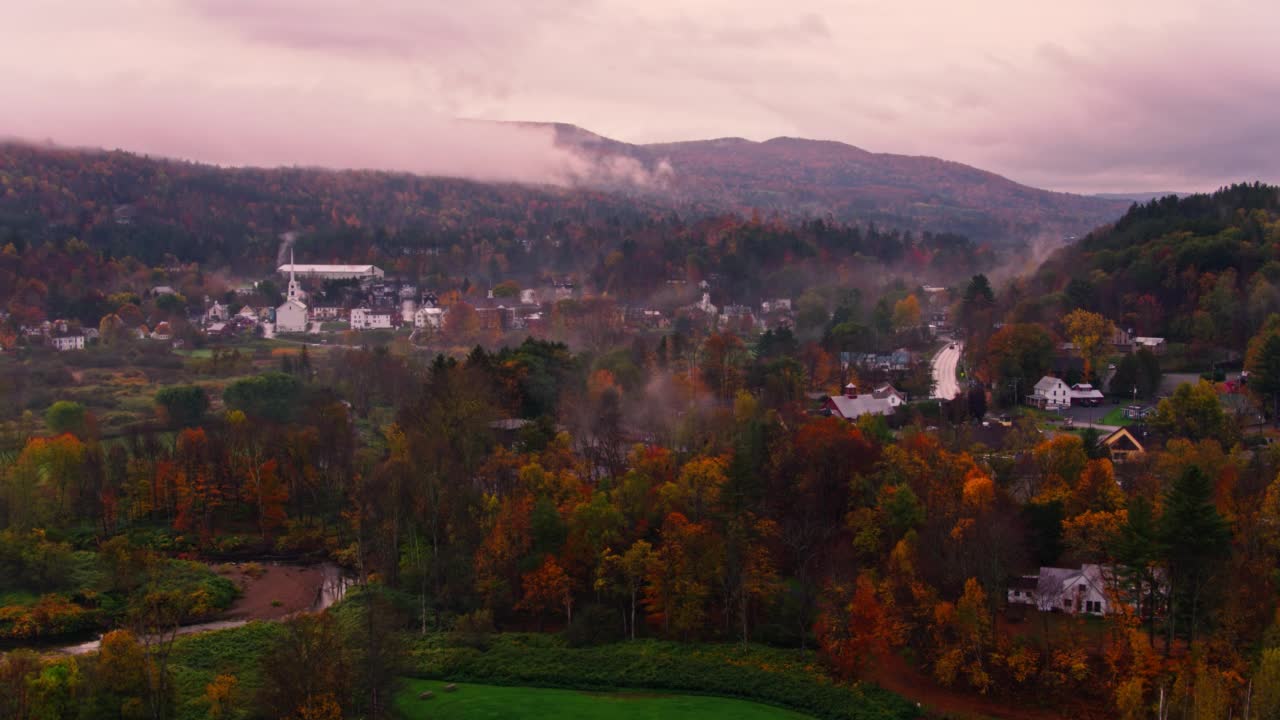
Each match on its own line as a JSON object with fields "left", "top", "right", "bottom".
{"left": 52, "top": 334, "right": 85, "bottom": 351}
{"left": 275, "top": 255, "right": 310, "bottom": 333}
{"left": 520, "top": 289, "right": 539, "bottom": 305}
{"left": 205, "top": 301, "right": 229, "bottom": 323}
{"left": 276, "top": 263, "right": 384, "bottom": 280}
{"left": 826, "top": 384, "right": 896, "bottom": 420}
{"left": 414, "top": 306, "right": 445, "bottom": 330}
{"left": 1070, "top": 383, "right": 1105, "bottom": 406}
{"left": 1027, "top": 376, "right": 1071, "bottom": 409}
{"left": 1008, "top": 565, "right": 1112, "bottom": 616}
{"left": 351, "top": 307, "right": 394, "bottom": 330}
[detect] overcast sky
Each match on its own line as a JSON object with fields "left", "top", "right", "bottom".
{"left": 3, "top": 0, "right": 1277, "bottom": 193}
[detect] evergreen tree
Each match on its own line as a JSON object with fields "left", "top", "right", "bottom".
{"left": 1158, "top": 466, "right": 1230, "bottom": 649}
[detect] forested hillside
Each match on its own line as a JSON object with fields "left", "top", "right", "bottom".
{"left": 1010, "top": 184, "right": 1280, "bottom": 352}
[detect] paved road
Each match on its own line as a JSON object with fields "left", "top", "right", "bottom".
{"left": 931, "top": 341, "right": 963, "bottom": 400}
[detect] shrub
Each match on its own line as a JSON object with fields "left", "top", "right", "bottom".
{"left": 155, "top": 385, "right": 210, "bottom": 427}
{"left": 449, "top": 610, "right": 495, "bottom": 651}
{"left": 563, "top": 604, "right": 623, "bottom": 648}
{"left": 407, "top": 634, "right": 917, "bottom": 720}
{"left": 44, "top": 400, "right": 86, "bottom": 437}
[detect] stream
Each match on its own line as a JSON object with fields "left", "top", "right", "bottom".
{"left": 53, "top": 562, "right": 353, "bottom": 656}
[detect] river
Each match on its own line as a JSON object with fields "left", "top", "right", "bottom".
{"left": 53, "top": 562, "right": 353, "bottom": 656}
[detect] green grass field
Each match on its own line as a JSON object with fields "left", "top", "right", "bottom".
{"left": 395, "top": 680, "right": 811, "bottom": 719}
{"left": 1098, "top": 406, "right": 1134, "bottom": 426}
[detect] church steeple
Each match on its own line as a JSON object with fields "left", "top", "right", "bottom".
{"left": 287, "top": 249, "right": 301, "bottom": 302}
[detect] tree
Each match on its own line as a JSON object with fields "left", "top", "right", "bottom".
{"left": 258, "top": 612, "right": 352, "bottom": 720}
{"left": 154, "top": 385, "right": 209, "bottom": 428}
{"left": 892, "top": 294, "right": 921, "bottom": 332}
{"left": 1063, "top": 309, "right": 1116, "bottom": 380}
{"left": 517, "top": 555, "right": 572, "bottom": 628}
{"left": 1247, "top": 318, "right": 1280, "bottom": 423}
{"left": 1150, "top": 380, "right": 1235, "bottom": 446}
{"left": 202, "top": 674, "right": 238, "bottom": 720}
{"left": 223, "top": 372, "right": 302, "bottom": 424}
{"left": 44, "top": 400, "right": 86, "bottom": 437}
{"left": 815, "top": 573, "right": 902, "bottom": 680}
{"left": 985, "top": 324, "right": 1054, "bottom": 406}
{"left": 1111, "top": 348, "right": 1162, "bottom": 401}
{"left": 599, "top": 538, "right": 655, "bottom": 640}
{"left": 1159, "top": 465, "right": 1230, "bottom": 649}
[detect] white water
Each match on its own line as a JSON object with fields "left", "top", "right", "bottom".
{"left": 52, "top": 561, "right": 353, "bottom": 656}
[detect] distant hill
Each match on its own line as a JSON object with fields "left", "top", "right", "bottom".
{"left": 1021, "top": 183, "right": 1280, "bottom": 349}
{"left": 0, "top": 123, "right": 1129, "bottom": 274}
{"left": 534, "top": 123, "right": 1130, "bottom": 243}
{"left": 1092, "top": 191, "right": 1187, "bottom": 203}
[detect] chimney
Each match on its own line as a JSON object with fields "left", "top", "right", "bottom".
{"left": 845, "top": 382, "right": 857, "bottom": 398}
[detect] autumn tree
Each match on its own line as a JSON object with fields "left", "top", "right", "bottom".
{"left": 985, "top": 323, "right": 1054, "bottom": 406}
{"left": 1150, "top": 380, "right": 1236, "bottom": 446}
{"left": 1063, "top": 308, "right": 1116, "bottom": 380}
{"left": 815, "top": 572, "right": 902, "bottom": 679}
{"left": 258, "top": 612, "right": 352, "bottom": 720}
{"left": 517, "top": 555, "right": 573, "bottom": 628}
{"left": 892, "top": 294, "right": 921, "bottom": 332}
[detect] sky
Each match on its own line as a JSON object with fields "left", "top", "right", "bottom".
{"left": 2, "top": 0, "right": 1277, "bottom": 193}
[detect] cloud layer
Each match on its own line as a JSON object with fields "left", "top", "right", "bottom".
{"left": 1, "top": 0, "right": 1276, "bottom": 192}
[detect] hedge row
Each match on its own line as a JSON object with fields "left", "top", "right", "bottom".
{"left": 406, "top": 634, "right": 919, "bottom": 720}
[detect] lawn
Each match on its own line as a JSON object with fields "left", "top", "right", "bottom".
{"left": 1098, "top": 406, "right": 1134, "bottom": 427}
{"left": 395, "top": 680, "right": 811, "bottom": 719}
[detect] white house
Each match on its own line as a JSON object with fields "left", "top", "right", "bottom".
{"left": 51, "top": 333, "right": 85, "bottom": 351}
{"left": 1007, "top": 565, "right": 1110, "bottom": 615}
{"left": 520, "top": 289, "right": 539, "bottom": 305}
{"left": 1027, "top": 376, "right": 1071, "bottom": 409}
{"left": 872, "top": 384, "right": 908, "bottom": 407}
{"left": 351, "top": 307, "right": 394, "bottom": 330}
{"left": 414, "top": 306, "right": 444, "bottom": 330}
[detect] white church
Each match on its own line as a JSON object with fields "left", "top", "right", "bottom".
{"left": 275, "top": 254, "right": 309, "bottom": 333}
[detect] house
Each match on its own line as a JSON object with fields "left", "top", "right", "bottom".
{"left": 308, "top": 306, "right": 344, "bottom": 321}
{"left": 1099, "top": 424, "right": 1165, "bottom": 463}
{"left": 825, "top": 384, "right": 896, "bottom": 420}
{"left": 1027, "top": 376, "right": 1071, "bottom": 409}
{"left": 1133, "top": 337, "right": 1166, "bottom": 354}
{"left": 152, "top": 285, "right": 177, "bottom": 296}
{"left": 1069, "top": 383, "right": 1105, "bottom": 406}
{"left": 1037, "top": 565, "right": 1111, "bottom": 615}
{"left": 553, "top": 281, "right": 575, "bottom": 301}
{"left": 350, "top": 307, "right": 394, "bottom": 330}
{"left": 237, "top": 306, "right": 258, "bottom": 322}
{"left": 1006, "top": 575, "right": 1040, "bottom": 606}
{"left": 760, "top": 298, "right": 792, "bottom": 314}
{"left": 520, "top": 289, "right": 539, "bottom": 305}
{"left": 414, "top": 306, "right": 444, "bottom": 329}
{"left": 150, "top": 322, "right": 173, "bottom": 341}
{"left": 205, "top": 301, "right": 230, "bottom": 323}
{"left": 51, "top": 333, "right": 85, "bottom": 351}
{"left": 872, "top": 385, "right": 908, "bottom": 407}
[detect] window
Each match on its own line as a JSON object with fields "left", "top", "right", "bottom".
{"left": 1063, "top": 598, "right": 1072, "bottom": 609}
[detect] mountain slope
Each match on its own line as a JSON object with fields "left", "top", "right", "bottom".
{"left": 539, "top": 124, "right": 1129, "bottom": 242}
